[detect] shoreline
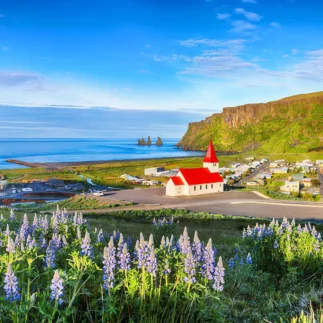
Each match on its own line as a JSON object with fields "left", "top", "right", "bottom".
{"left": 5, "top": 151, "right": 237, "bottom": 169}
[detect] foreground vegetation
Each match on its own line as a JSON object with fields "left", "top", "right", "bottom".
{"left": 1, "top": 208, "right": 323, "bottom": 322}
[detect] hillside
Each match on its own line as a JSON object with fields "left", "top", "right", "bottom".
{"left": 178, "top": 91, "right": 323, "bottom": 153}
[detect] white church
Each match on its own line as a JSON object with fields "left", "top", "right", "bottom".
{"left": 166, "top": 140, "right": 224, "bottom": 196}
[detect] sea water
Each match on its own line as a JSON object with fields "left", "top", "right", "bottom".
{"left": 0, "top": 138, "right": 204, "bottom": 169}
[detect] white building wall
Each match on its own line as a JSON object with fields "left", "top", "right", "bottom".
{"left": 188, "top": 182, "right": 223, "bottom": 196}
{"left": 203, "top": 162, "right": 219, "bottom": 173}
{"left": 166, "top": 180, "right": 185, "bottom": 196}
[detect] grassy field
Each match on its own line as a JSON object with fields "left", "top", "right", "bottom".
{"left": 2, "top": 151, "right": 322, "bottom": 189}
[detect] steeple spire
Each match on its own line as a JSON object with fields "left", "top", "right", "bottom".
{"left": 203, "top": 140, "right": 219, "bottom": 163}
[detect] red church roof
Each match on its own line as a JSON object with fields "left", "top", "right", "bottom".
{"left": 179, "top": 168, "right": 223, "bottom": 185}
{"left": 203, "top": 140, "right": 219, "bottom": 163}
{"left": 168, "top": 176, "right": 184, "bottom": 186}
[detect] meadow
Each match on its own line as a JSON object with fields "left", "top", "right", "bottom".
{"left": 0, "top": 207, "right": 323, "bottom": 322}
{"left": 2, "top": 151, "right": 323, "bottom": 189}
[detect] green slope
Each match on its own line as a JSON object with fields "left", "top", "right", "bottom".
{"left": 178, "top": 91, "right": 323, "bottom": 153}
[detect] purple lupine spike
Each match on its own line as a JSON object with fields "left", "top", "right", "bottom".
{"left": 239, "top": 259, "right": 244, "bottom": 266}
{"left": 52, "top": 233, "right": 61, "bottom": 249}
{"left": 45, "top": 241, "right": 56, "bottom": 268}
{"left": 117, "top": 233, "right": 124, "bottom": 258}
{"left": 202, "top": 238, "right": 215, "bottom": 280}
{"left": 20, "top": 242, "right": 25, "bottom": 252}
{"left": 76, "top": 226, "right": 82, "bottom": 239}
{"left": 146, "top": 247, "right": 157, "bottom": 277}
{"left": 148, "top": 234, "right": 154, "bottom": 249}
{"left": 81, "top": 231, "right": 92, "bottom": 257}
{"left": 26, "top": 234, "right": 32, "bottom": 246}
{"left": 192, "top": 231, "right": 203, "bottom": 262}
{"left": 179, "top": 227, "right": 191, "bottom": 255}
{"left": 14, "top": 234, "right": 20, "bottom": 248}
{"left": 213, "top": 256, "right": 225, "bottom": 291}
{"left": 228, "top": 258, "right": 234, "bottom": 268}
{"left": 20, "top": 214, "right": 29, "bottom": 240}
{"left": 61, "top": 235, "right": 68, "bottom": 247}
{"left": 41, "top": 215, "right": 49, "bottom": 233}
{"left": 9, "top": 209, "right": 15, "bottom": 221}
{"left": 50, "top": 270, "right": 64, "bottom": 305}
{"left": 291, "top": 218, "right": 296, "bottom": 227}
{"left": 274, "top": 240, "right": 279, "bottom": 249}
{"left": 314, "top": 240, "right": 320, "bottom": 252}
{"left": 153, "top": 217, "right": 157, "bottom": 226}
{"left": 4, "top": 264, "right": 20, "bottom": 302}
{"left": 297, "top": 224, "right": 302, "bottom": 232}
{"left": 246, "top": 253, "right": 252, "bottom": 265}
{"left": 32, "top": 214, "right": 39, "bottom": 231}
{"left": 118, "top": 243, "right": 130, "bottom": 271}
{"left": 97, "top": 229, "right": 105, "bottom": 243}
{"left": 41, "top": 237, "right": 48, "bottom": 249}
{"left": 162, "top": 258, "right": 171, "bottom": 275}
{"left": 102, "top": 237, "right": 116, "bottom": 290}
{"left": 184, "top": 250, "right": 196, "bottom": 284}
{"left": 6, "top": 236, "right": 15, "bottom": 253}
{"left": 137, "top": 234, "right": 150, "bottom": 269}
{"left": 160, "top": 236, "right": 166, "bottom": 248}
{"left": 28, "top": 237, "right": 37, "bottom": 250}
{"left": 242, "top": 229, "right": 247, "bottom": 238}
{"left": 4, "top": 224, "right": 10, "bottom": 236}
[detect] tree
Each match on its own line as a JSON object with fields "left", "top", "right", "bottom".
{"left": 310, "top": 178, "right": 321, "bottom": 187}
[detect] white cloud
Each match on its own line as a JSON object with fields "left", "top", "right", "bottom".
{"left": 178, "top": 38, "right": 245, "bottom": 48}
{"left": 292, "top": 49, "right": 298, "bottom": 55}
{"left": 2, "top": 46, "right": 9, "bottom": 51}
{"left": 0, "top": 72, "right": 43, "bottom": 86}
{"left": 235, "top": 8, "right": 262, "bottom": 21}
{"left": 270, "top": 22, "right": 281, "bottom": 29}
{"left": 217, "top": 13, "right": 231, "bottom": 20}
{"left": 230, "top": 20, "right": 258, "bottom": 33}
{"left": 241, "top": 0, "right": 257, "bottom": 3}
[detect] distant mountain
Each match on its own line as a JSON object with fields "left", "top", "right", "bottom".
{"left": 178, "top": 91, "right": 323, "bottom": 153}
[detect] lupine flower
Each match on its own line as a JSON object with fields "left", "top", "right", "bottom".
{"left": 6, "top": 236, "right": 15, "bottom": 253}
{"left": 184, "top": 250, "right": 196, "bottom": 284}
{"left": 136, "top": 233, "right": 150, "bottom": 269}
{"left": 192, "top": 231, "right": 203, "bottom": 262}
{"left": 81, "top": 231, "right": 93, "bottom": 257}
{"left": 146, "top": 247, "right": 157, "bottom": 277}
{"left": 202, "top": 238, "right": 215, "bottom": 280}
{"left": 117, "top": 233, "right": 124, "bottom": 258}
{"left": 213, "top": 257, "right": 225, "bottom": 292}
{"left": 4, "top": 264, "right": 20, "bottom": 302}
{"left": 28, "top": 237, "right": 37, "bottom": 250}
{"left": 160, "top": 236, "right": 166, "bottom": 248}
{"left": 4, "top": 224, "right": 10, "bottom": 236}
{"left": 118, "top": 243, "right": 130, "bottom": 271}
{"left": 41, "top": 237, "right": 48, "bottom": 249}
{"left": 274, "top": 240, "right": 279, "bottom": 249}
{"left": 77, "top": 226, "right": 82, "bottom": 239}
{"left": 26, "top": 234, "right": 32, "bottom": 246}
{"left": 246, "top": 253, "right": 252, "bottom": 265}
{"left": 162, "top": 258, "right": 171, "bottom": 275}
{"left": 45, "top": 241, "right": 56, "bottom": 268}
{"left": 50, "top": 270, "right": 64, "bottom": 305}
{"left": 61, "top": 235, "right": 68, "bottom": 247}
{"left": 178, "top": 227, "right": 191, "bottom": 255}
{"left": 41, "top": 215, "right": 49, "bottom": 233}
{"left": 9, "top": 209, "right": 15, "bottom": 221}
{"left": 52, "top": 233, "right": 62, "bottom": 249}
{"left": 314, "top": 240, "right": 321, "bottom": 252}
{"left": 97, "top": 229, "right": 105, "bottom": 243}
{"left": 239, "top": 259, "right": 244, "bottom": 266}
{"left": 20, "top": 214, "right": 29, "bottom": 240}
{"left": 148, "top": 234, "right": 154, "bottom": 249}
{"left": 228, "top": 258, "right": 234, "bottom": 269}
{"left": 102, "top": 237, "right": 116, "bottom": 290}
{"left": 32, "top": 214, "right": 39, "bottom": 231}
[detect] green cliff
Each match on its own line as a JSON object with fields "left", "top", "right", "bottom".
{"left": 178, "top": 91, "right": 323, "bottom": 153}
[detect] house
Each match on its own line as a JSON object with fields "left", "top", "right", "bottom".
{"left": 48, "top": 179, "right": 65, "bottom": 188}
{"left": 301, "top": 178, "right": 312, "bottom": 188}
{"left": 246, "top": 180, "right": 260, "bottom": 186}
{"left": 166, "top": 141, "right": 224, "bottom": 196}
{"left": 280, "top": 181, "right": 300, "bottom": 193}
{"left": 290, "top": 174, "right": 305, "bottom": 181}
{"left": 0, "top": 180, "right": 8, "bottom": 190}
{"left": 144, "top": 167, "right": 165, "bottom": 176}
{"left": 142, "top": 180, "right": 159, "bottom": 186}
{"left": 271, "top": 167, "right": 289, "bottom": 174}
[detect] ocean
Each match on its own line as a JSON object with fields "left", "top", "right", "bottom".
{"left": 0, "top": 138, "right": 205, "bottom": 169}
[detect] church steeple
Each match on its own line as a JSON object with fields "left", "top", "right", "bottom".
{"left": 203, "top": 140, "right": 219, "bottom": 173}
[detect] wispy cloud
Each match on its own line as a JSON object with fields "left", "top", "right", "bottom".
{"left": 2, "top": 46, "right": 9, "bottom": 51}
{"left": 241, "top": 0, "right": 257, "bottom": 3}
{"left": 230, "top": 20, "right": 258, "bottom": 33}
{"left": 235, "top": 8, "right": 262, "bottom": 21}
{"left": 270, "top": 22, "right": 281, "bottom": 29}
{"left": 217, "top": 13, "right": 231, "bottom": 20}
{"left": 0, "top": 72, "right": 43, "bottom": 87}
{"left": 178, "top": 38, "right": 245, "bottom": 48}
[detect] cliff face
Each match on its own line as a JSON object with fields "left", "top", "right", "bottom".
{"left": 178, "top": 91, "right": 323, "bottom": 153}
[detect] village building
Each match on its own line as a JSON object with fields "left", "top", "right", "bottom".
{"left": 144, "top": 167, "right": 165, "bottom": 176}
{"left": 280, "top": 181, "right": 300, "bottom": 194}
{"left": 166, "top": 141, "right": 224, "bottom": 196}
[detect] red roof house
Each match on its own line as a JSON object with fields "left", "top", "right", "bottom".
{"left": 166, "top": 140, "right": 224, "bottom": 196}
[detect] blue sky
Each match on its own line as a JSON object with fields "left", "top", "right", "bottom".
{"left": 0, "top": 0, "right": 322, "bottom": 138}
